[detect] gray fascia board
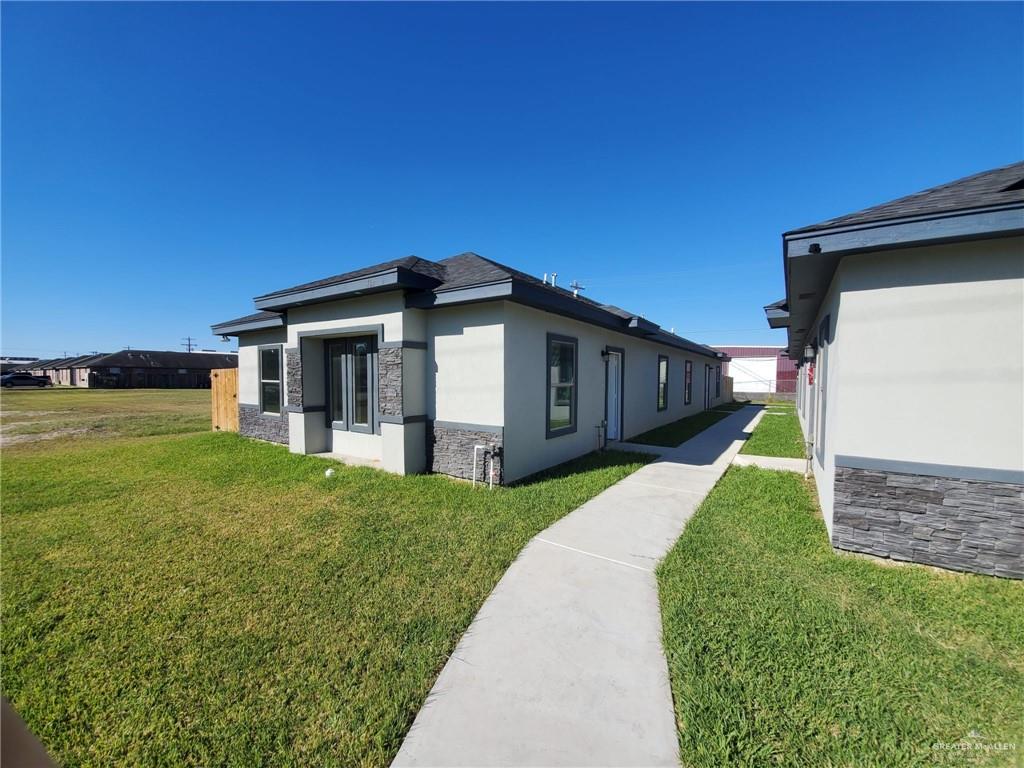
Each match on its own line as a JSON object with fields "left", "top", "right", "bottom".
{"left": 405, "top": 280, "right": 514, "bottom": 308}
{"left": 627, "top": 316, "right": 661, "bottom": 334}
{"left": 784, "top": 205, "right": 1024, "bottom": 259}
{"left": 405, "top": 277, "right": 722, "bottom": 359}
{"left": 211, "top": 316, "right": 284, "bottom": 336}
{"left": 764, "top": 307, "right": 790, "bottom": 328}
{"left": 254, "top": 267, "right": 441, "bottom": 311}
{"left": 780, "top": 205, "right": 1024, "bottom": 357}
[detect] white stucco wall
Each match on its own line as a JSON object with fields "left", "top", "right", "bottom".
{"left": 798, "top": 236, "right": 1024, "bottom": 533}
{"left": 237, "top": 327, "right": 288, "bottom": 406}
{"left": 502, "top": 302, "right": 723, "bottom": 482}
{"left": 426, "top": 303, "right": 505, "bottom": 426}
{"left": 285, "top": 293, "right": 406, "bottom": 347}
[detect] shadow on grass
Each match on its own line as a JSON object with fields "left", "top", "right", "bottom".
{"left": 508, "top": 448, "right": 655, "bottom": 488}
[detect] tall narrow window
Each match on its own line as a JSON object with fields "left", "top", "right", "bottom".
{"left": 351, "top": 340, "right": 370, "bottom": 427}
{"left": 684, "top": 360, "right": 693, "bottom": 405}
{"left": 259, "top": 346, "right": 282, "bottom": 414}
{"left": 546, "top": 334, "right": 577, "bottom": 437}
{"left": 327, "top": 336, "right": 376, "bottom": 433}
{"left": 328, "top": 341, "right": 347, "bottom": 427}
{"left": 657, "top": 355, "right": 668, "bottom": 411}
{"left": 715, "top": 365, "right": 721, "bottom": 398}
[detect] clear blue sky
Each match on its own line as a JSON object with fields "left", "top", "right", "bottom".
{"left": 2, "top": 2, "right": 1021, "bottom": 358}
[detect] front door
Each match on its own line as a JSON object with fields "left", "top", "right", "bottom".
{"left": 605, "top": 351, "right": 622, "bottom": 440}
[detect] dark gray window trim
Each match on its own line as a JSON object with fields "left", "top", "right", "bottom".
{"left": 258, "top": 344, "right": 283, "bottom": 415}
{"left": 657, "top": 354, "right": 669, "bottom": 411}
{"left": 604, "top": 345, "right": 625, "bottom": 443}
{"left": 326, "top": 336, "right": 378, "bottom": 435}
{"left": 715, "top": 364, "right": 721, "bottom": 398}
{"left": 684, "top": 360, "right": 693, "bottom": 405}
{"left": 433, "top": 419, "right": 503, "bottom": 434}
{"left": 296, "top": 324, "right": 385, "bottom": 342}
{"left": 835, "top": 455, "right": 1024, "bottom": 485}
{"left": 545, "top": 332, "right": 579, "bottom": 439}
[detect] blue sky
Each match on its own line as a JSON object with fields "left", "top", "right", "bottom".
{"left": 2, "top": 2, "right": 1021, "bottom": 357}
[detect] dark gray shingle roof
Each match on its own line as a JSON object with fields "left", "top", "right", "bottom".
{"left": 788, "top": 161, "right": 1024, "bottom": 234}
{"left": 212, "top": 310, "right": 283, "bottom": 329}
{"left": 256, "top": 256, "right": 446, "bottom": 300}
{"left": 87, "top": 350, "right": 238, "bottom": 370}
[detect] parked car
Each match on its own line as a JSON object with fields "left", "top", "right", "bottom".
{"left": 1, "top": 373, "right": 51, "bottom": 388}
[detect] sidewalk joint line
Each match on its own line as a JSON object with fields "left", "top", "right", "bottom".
{"left": 620, "top": 479, "right": 710, "bottom": 495}
{"left": 534, "top": 538, "right": 654, "bottom": 573}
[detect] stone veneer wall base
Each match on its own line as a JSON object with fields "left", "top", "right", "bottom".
{"left": 239, "top": 404, "right": 289, "bottom": 445}
{"left": 377, "top": 347, "right": 403, "bottom": 418}
{"left": 832, "top": 465, "right": 1023, "bottom": 579}
{"left": 429, "top": 422, "right": 503, "bottom": 484}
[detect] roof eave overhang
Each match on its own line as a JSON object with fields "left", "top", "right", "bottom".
{"left": 784, "top": 203, "right": 1024, "bottom": 260}
{"left": 405, "top": 279, "right": 723, "bottom": 358}
{"left": 780, "top": 204, "right": 1024, "bottom": 357}
{"left": 254, "top": 267, "right": 442, "bottom": 311}
{"left": 211, "top": 315, "right": 285, "bottom": 336}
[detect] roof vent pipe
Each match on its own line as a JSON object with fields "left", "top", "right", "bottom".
{"left": 551, "top": 272, "right": 557, "bottom": 287}
{"left": 542, "top": 272, "right": 548, "bottom": 285}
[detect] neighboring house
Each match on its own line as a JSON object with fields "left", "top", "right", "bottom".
{"left": 36, "top": 350, "right": 238, "bottom": 388}
{"left": 212, "top": 252, "right": 729, "bottom": 484}
{"left": 765, "top": 161, "right": 1024, "bottom": 579}
{"left": 1, "top": 357, "right": 39, "bottom": 374}
{"left": 713, "top": 345, "right": 796, "bottom": 397}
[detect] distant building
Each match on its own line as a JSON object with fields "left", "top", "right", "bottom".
{"left": 713, "top": 346, "right": 796, "bottom": 397}
{"left": 1, "top": 357, "right": 40, "bottom": 374}
{"left": 26, "top": 350, "right": 238, "bottom": 388}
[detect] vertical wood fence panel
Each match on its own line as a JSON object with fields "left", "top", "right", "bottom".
{"left": 211, "top": 368, "right": 239, "bottom": 432}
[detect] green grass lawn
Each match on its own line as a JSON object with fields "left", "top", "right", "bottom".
{"left": 628, "top": 406, "right": 741, "bottom": 447}
{"left": 739, "top": 406, "right": 805, "bottom": 458}
{"left": 1, "top": 390, "right": 650, "bottom": 766}
{"left": 1, "top": 388, "right": 210, "bottom": 443}
{"left": 658, "top": 466, "right": 1024, "bottom": 767}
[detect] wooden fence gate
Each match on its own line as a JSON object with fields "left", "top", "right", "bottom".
{"left": 211, "top": 368, "right": 239, "bottom": 432}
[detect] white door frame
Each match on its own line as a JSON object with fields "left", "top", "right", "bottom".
{"left": 605, "top": 348, "right": 624, "bottom": 441}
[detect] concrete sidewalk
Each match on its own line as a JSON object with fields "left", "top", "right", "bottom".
{"left": 392, "top": 406, "right": 764, "bottom": 768}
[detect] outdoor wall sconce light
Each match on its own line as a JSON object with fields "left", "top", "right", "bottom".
{"left": 803, "top": 345, "right": 815, "bottom": 361}
{"left": 600, "top": 350, "right": 609, "bottom": 361}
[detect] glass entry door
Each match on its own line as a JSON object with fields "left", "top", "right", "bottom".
{"left": 326, "top": 336, "right": 376, "bottom": 433}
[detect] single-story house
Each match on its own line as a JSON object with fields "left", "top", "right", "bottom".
{"left": 765, "top": 161, "right": 1023, "bottom": 578}
{"left": 32, "top": 350, "right": 238, "bottom": 388}
{"left": 713, "top": 345, "right": 796, "bottom": 398}
{"left": 212, "top": 252, "right": 729, "bottom": 484}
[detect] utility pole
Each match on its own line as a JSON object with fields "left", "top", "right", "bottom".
{"left": 181, "top": 336, "right": 197, "bottom": 353}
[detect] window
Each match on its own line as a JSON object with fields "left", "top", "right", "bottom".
{"left": 657, "top": 355, "right": 669, "bottom": 411}
{"left": 715, "top": 365, "right": 721, "bottom": 398}
{"left": 684, "top": 360, "right": 693, "bottom": 405}
{"left": 259, "top": 346, "right": 282, "bottom": 414}
{"left": 546, "top": 334, "right": 577, "bottom": 437}
{"left": 327, "top": 336, "right": 375, "bottom": 433}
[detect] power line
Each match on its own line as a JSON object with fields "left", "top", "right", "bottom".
{"left": 181, "top": 336, "right": 197, "bottom": 353}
